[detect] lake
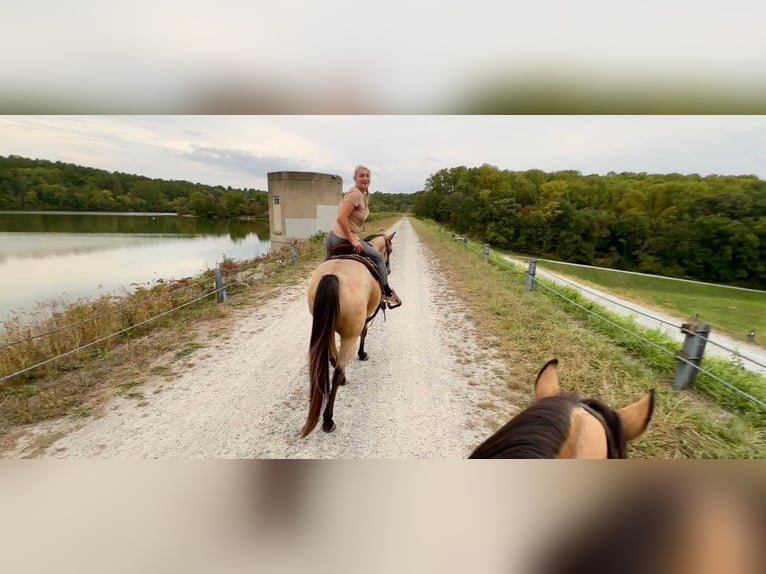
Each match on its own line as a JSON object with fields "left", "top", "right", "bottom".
{"left": 0, "top": 212, "right": 271, "bottom": 324}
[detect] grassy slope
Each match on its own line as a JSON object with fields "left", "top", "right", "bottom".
{"left": 533, "top": 259, "right": 766, "bottom": 348}
{"left": 413, "top": 218, "right": 765, "bottom": 458}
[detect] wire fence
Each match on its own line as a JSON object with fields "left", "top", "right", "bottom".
{"left": 685, "top": 329, "right": 766, "bottom": 372}
{"left": 525, "top": 258, "right": 766, "bottom": 373}
{"left": 0, "top": 285, "right": 224, "bottom": 383}
{"left": 532, "top": 265, "right": 682, "bottom": 330}
{"left": 441, "top": 227, "right": 766, "bottom": 412}
{"left": 0, "top": 273, "right": 215, "bottom": 351}
{"left": 0, "top": 241, "right": 327, "bottom": 383}
{"left": 527, "top": 274, "right": 766, "bottom": 411}
{"left": 530, "top": 256, "right": 766, "bottom": 294}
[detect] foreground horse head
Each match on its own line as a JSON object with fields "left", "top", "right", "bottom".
{"left": 469, "top": 358, "right": 655, "bottom": 458}
{"left": 301, "top": 231, "right": 396, "bottom": 438}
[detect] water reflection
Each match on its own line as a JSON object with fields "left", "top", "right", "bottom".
{"left": 0, "top": 233, "right": 179, "bottom": 261}
{"left": 0, "top": 212, "right": 267, "bottom": 242}
{"left": 0, "top": 212, "right": 271, "bottom": 323}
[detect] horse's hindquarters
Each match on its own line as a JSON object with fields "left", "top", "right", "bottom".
{"left": 309, "top": 260, "right": 380, "bottom": 325}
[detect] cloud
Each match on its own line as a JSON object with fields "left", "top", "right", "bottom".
{"left": 179, "top": 144, "right": 312, "bottom": 177}
{"left": 3, "top": 115, "right": 766, "bottom": 195}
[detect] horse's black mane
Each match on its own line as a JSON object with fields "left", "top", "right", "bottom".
{"left": 469, "top": 394, "right": 577, "bottom": 458}
{"left": 469, "top": 393, "right": 626, "bottom": 459}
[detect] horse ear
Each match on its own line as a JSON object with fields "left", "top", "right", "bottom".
{"left": 387, "top": 231, "right": 396, "bottom": 241}
{"left": 534, "top": 358, "right": 560, "bottom": 401}
{"left": 618, "top": 389, "right": 655, "bottom": 442}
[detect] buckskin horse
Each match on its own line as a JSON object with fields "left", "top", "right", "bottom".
{"left": 300, "top": 231, "right": 396, "bottom": 438}
{"left": 469, "top": 358, "right": 655, "bottom": 458}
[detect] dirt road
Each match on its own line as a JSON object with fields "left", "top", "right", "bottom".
{"left": 32, "top": 217, "right": 509, "bottom": 458}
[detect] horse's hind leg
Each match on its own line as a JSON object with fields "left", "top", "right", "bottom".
{"left": 335, "top": 336, "right": 355, "bottom": 387}
{"left": 329, "top": 333, "right": 339, "bottom": 368}
{"left": 322, "top": 338, "right": 355, "bottom": 432}
{"left": 322, "top": 368, "right": 343, "bottom": 433}
{"left": 358, "top": 324, "right": 369, "bottom": 361}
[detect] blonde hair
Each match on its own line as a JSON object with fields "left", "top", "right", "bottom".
{"left": 353, "top": 164, "right": 371, "bottom": 179}
{"left": 352, "top": 165, "right": 371, "bottom": 211}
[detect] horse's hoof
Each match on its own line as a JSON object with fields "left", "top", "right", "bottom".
{"left": 339, "top": 378, "right": 347, "bottom": 386}
{"left": 358, "top": 352, "right": 368, "bottom": 361}
{"left": 322, "top": 421, "right": 336, "bottom": 433}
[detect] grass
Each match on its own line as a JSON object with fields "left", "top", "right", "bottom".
{"left": 412, "top": 217, "right": 766, "bottom": 458}
{"left": 530, "top": 259, "right": 766, "bottom": 347}
{"left": 0, "top": 214, "right": 403, "bottom": 441}
{"left": 173, "top": 342, "right": 203, "bottom": 360}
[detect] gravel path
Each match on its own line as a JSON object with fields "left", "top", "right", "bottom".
{"left": 31, "top": 218, "right": 508, "bottom": 458}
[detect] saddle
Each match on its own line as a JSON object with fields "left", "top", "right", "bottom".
{"left": 327, "top": 244, "right": 387, "bottom": 321}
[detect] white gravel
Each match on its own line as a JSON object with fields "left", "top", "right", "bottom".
{"left": 28, "top": 217, "right": 508, "bottom": 459}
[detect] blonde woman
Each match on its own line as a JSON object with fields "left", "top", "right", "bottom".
{"left": 324, "top": 165, "right": 402, "bottom": 309}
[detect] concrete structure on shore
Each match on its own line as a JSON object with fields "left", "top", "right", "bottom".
{"left": 267, "top": 171, "right": 343, "bottom": 250}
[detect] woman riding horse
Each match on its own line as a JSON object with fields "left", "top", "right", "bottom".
{"left": 302, "top": 165, "right": 402, "bottom": 438}
{"left": 323, "top": 164, "right": 402, "bottom": 309}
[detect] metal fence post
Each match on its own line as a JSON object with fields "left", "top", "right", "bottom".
{"left": 673, "top": 322, "right": 710, "bottom": 389}
{"left": 214, "top": 266, "right": 227, "bottom": 303}
{"left": 290, "top": 243, "right": 297, "bottom": 266}
{"left": 748, "top": 329, "right": 756, "bottom": 342}
{"left": 483, "top": 244, "right": 490, "bottom": 262}
{"left": 462, "top": 236, "right": 468, "bottom": 249}
{"left": 526, "top": 259, "right": 537, "bottom": 291}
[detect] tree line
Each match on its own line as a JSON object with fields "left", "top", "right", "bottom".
{"left": 0, "top": 155, "right": 420, "bottom": 219}
{"left": 368, "top": 190, "right": 418, "bottom": 213}
{"left": 412, "top": 164, "right": 766, "bottom": 288}
{"left": 0, "top": 155, "right": 269, "bottom": 219}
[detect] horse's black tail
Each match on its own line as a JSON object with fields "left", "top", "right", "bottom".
{"left": 301, "top": 274, "right": 339, "bottom": 438}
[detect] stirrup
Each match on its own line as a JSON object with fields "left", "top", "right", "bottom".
{"left": 382, "top": 291, "right": 402, "bottom": 309}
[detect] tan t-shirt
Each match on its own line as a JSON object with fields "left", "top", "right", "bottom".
{"left": 331, "top": 187, "right": 368, "bottom": 238}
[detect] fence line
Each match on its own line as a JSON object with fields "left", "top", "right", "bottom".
{"left": 438, "top": 228, "right": 766, "bottom": 411}
{"left": 0, "top": 274, "right": 214, "bottom": 351}
{"left": 529, "top": 276, "right": 679, "bottom": 360}
{"left": 526, "top": 274, "right": 766, "bottom": 411}
{"left": 686, "top": 330, "right": 766, "bottom": 372}
{"left": 466, "top": 234, "right": 766, "bottom": 375}
{"left": 532, "top": 256, "right": 766, "bottom": 294}
{"left": 672, "top": 353, "right": 766, "bottom": 410}
{"left": 530, "top": 264, "right": 682, "bottom": 330}
{"left": 519, "top": 256, "right": 766, "bottom": 374}
{"left": 0, "top": 286, "right": 223, "bottom": 383}
{"left": 219, "top": 244, "right": 324, "bottom": 278}
{"left": 0, "top": 242, "right": 328, "bottom": 382}
{"left": 0, "top": 244, "right": 325, "bottom": 352}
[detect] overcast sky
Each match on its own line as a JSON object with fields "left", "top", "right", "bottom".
{"left": 2, "top": 115, "right": 766, "bottom": 194}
